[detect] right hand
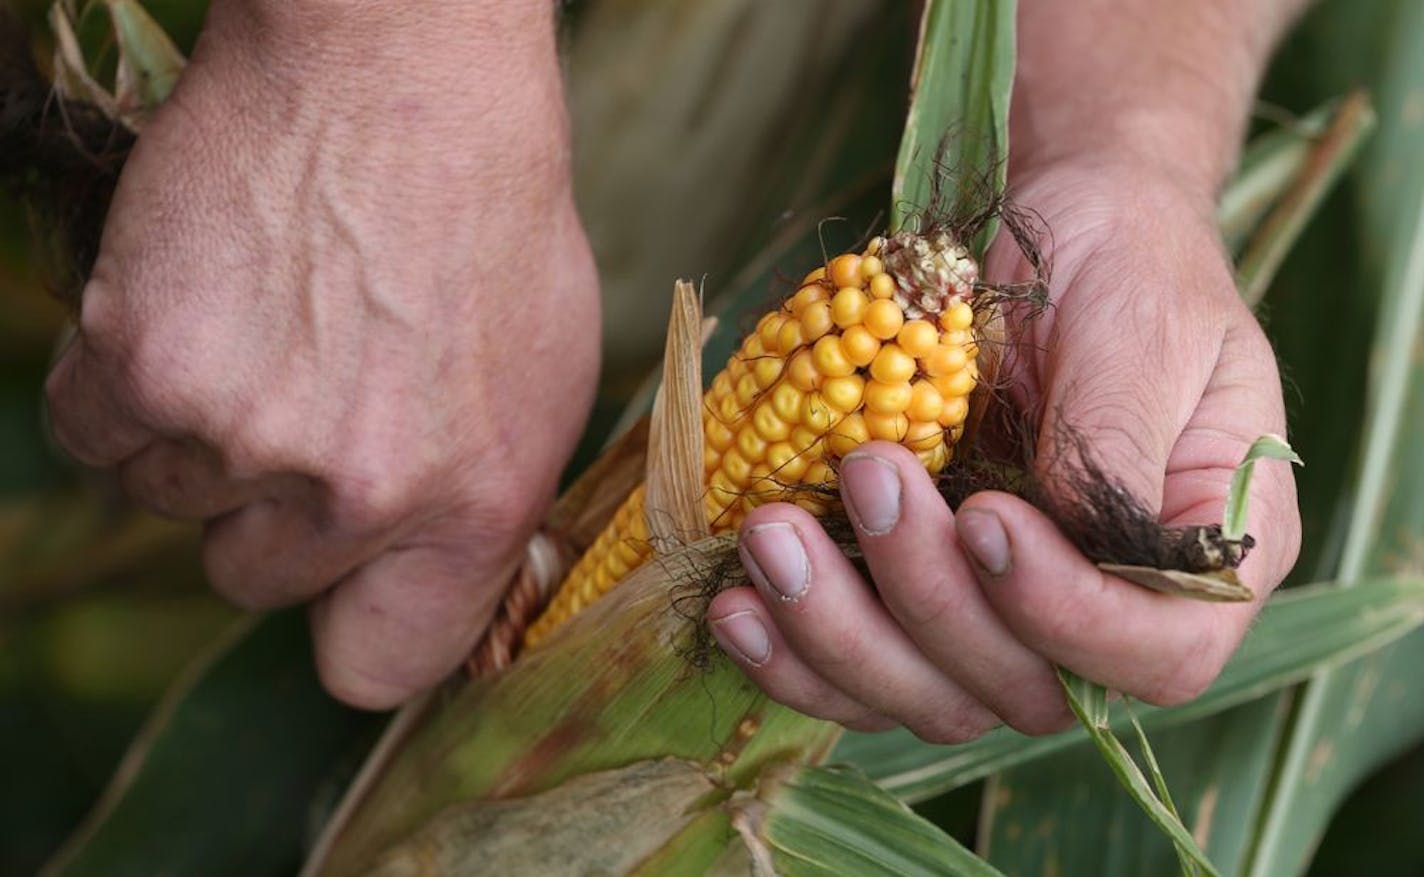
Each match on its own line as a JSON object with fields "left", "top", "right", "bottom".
{"left": 45, "top": 0, "right": 601, "bottom": 709}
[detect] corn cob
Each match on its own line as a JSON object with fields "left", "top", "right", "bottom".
{"left": 524, "top": 230, "right": 982, "bottom": 646}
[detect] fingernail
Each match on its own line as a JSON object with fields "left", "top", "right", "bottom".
{"left": 957, "top": 508, "right": 1011, "bottom": 577}
{"left": 710, "top": 610, "right": 771, "bottom": 666}
{"left": 740, "top": 522, "right": 809, "bottom": 602}
{"left": 841, "top": 453, "right": 902, "bottom": 535}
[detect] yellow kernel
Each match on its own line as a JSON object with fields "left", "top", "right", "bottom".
{"left": 939, "top": 395, "right": 969, "bottom": 427}
{"left": 752, "top": 402, "right": 792, "bottom": 442}
{"left": 841, "top": 325, "right": 880, "bottom": 367}
{"left": 923, "top": 344, "right": 969, "bottom": 377}
{"left": 706, "top": 417, "right": 736, "bottom": 451}
{"left": 939, "top": 299, "right": 975, "bottom": 331}
{"left": 766, "top": 442, "right": 810, "bottom": 480}
{"left": 800, "top": 301, "right": 834, "bottom": 343}
{"left": 704, "top": 445, "right": 721, "bottom": 473}
{"left": 752, "top": 356, "right": 783, "bottom": 389}
{"left": 606, "top": 551, "right": 630, "bottom": 580}
{"left": 869, "top": 273, "right": 897, "bottom": 300}
{"left": 864, "top": 380, "right": 913, "bottom": 415}
{"left": 869, "top": 343, "right": 917, "bottom": 384}
{"left": 864, "top": 236, "right": 884, "bottom": 256}
{"left": 859, "top": 255, "right": 884, "bottom": 280}
{"left": 786, "top": 350, "right": 821, "bottom": 391}
{"left": 803, "top": 266, "right": 827, "bottom": 285}
{"left": 897, "top": 320, "right": 939, "bottom": 358}
{"left": 830, "top": 287, "right": 870, "bottom": 328}
{"left": 712, "top": 371, "right": 734, "bottom": 399}
{"left": 865, "top": 410, "right": 910, "bottom": 442}
{"left": 864, "top": 298, "right": 905, "bottom": 340}
{"left": 940, "top": 328, "right": 972, "bottom": 348}
{"left": 709, "top": 470, "right": 740, "bottom": 504}
{"left": 804, "top": 460, "right": 837, "bottom": 487}
{"left": 758, "top": 313, "right": 786, "bottom": 349}
{"left": 742, "top": 335, "right": 765, "bottom": 359}
{"left": 737, "top": 425, "right": 769, "bottom": 462}
{"left": 770, "top": 382, "right": 803, "bottom": 424}
{"left": 736, "top": 372, "right": 761, "bottom": 406}
{"left": 801, "top": 392, "right": 842, "bottom": 433}
{"left": 722, "top": 448, "right": 753, "bottom": 485}
{"left": 828, "top": 253, "right": 863, "bottom": 289}
{"left": 748, "top": 462, "right": 773, "bottom": 488}
{"left": 717, "top": 392, "right": 742, "bottom": 422}
{"left": 904, "top": 419, "right": 944, "bottom": 452}
{"left": 940, "top": 367, "right": 977, "bottom": 398}
{"left": 826, "top": 412, "right": 870, "bottom": 458}
{"left": 811, "top": 335, "right": 857, "bottom": 378}
{"left": 908, "top": 380, "right": 945, "bottom": 422}
{"left": 777, "top": 319, "right": 806, "bottom": 354}
{"left": 790, "top": 425, "right": 823, "bottom": 455}
{"left": 789, "top": 284, "right": 829, "bottom": 315}
{"left": 616, "top": 538, "right": 643, "bottom": 567}
{"left": 822, "top": 374, "right": 865, "bottom": 412}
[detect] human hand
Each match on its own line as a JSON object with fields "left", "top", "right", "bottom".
{"left": 704, "top": 158, "right": 1301, "bottom": 740}
{"left": 44, "top": 1, "right": 599, "bottom": 709}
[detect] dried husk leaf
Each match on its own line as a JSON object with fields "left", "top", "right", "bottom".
{"left": 365, "top": 759, "right": 718, "bottom": 876}
{"left": 1099, "top": 565, "right": 1255, "bottom": 602}
{"left": 645, "top": 280, "right": 709, "bottom": 549}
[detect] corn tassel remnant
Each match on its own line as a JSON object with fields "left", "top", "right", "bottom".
{"left": 524, "top": 232, "right": 982, "bottom": 646}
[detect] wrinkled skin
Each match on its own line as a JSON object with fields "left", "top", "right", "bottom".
{"left": 707, "top": 160, "right": 1301, "bottom": 739}
{"left": 44, "top": 3, "right": 600, "bottom": 708}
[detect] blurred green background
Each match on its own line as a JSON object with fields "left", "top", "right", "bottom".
{"left": 3, "top": 0, "right": 1424, "bottom": 873}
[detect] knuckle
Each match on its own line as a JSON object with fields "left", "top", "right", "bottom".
{"left": 1138, "top": 637, "right": 1224, "bottom": 707}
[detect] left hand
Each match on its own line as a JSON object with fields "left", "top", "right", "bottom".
{"left": 704, "top": 158, "right": 1301, "bottom": 741}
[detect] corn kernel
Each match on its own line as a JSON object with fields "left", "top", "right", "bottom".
{"left": 790, "top": 425, "right": 823, "bottom": 455}
{"left": 822, "top": 374, "right": 865, "bottom": 412}
{"left": 752, "top": 356, "right": 783, "bottom": 389}
{"left": 752, "top": 401, "right": 792, "bottom": 442}
{"left": 737, "top": 424, "right": 769, "bottom": 461}
{"left": 736, "top": 372, "right": 761, "bottom": 406}
{"left": 800, "top": 301, "right": 834, "bottom": 342}
{"left": 897, "top": 320, "right": 939, "bottom": 358}
{"left": 770, "top": 382, "right": 803, "bottom": 424}
{"left": 865, "top": 410, "right": 910, "bottom": 441}
{"left": 841, "top": 325, "right": 880, "bottom": 367}
{"left": 938, "top": 395, "right": 969, "bottom": 427}
{"left": 722, "top": 447, "right": 753, "bottom": 485}
{"left": 811, "top": 334, "right": 857, "bottom": 378}
{"left": 802, "top": 266, "right": 827, "bottom": 285}
{"left": 777, "top": 319, "right": 806, "bottom": 354}
{"left": 758, "top": 313, "right": 785, "bottom": 349}
{"left": 805, "top": 459, "right": 836, "bottom": 486}
{"left": 869, "top": 273, "right": 897, "bottom": 300}
{"left": 830, "top": 287, "right": 870, "bottom": 328}
{"left": 923, "top": 344, "right": 968, "bottom": 377}
{"left": 828, "top": 254, "right": 862, "bottom": 289}
{"left": 801, "top": 392, "right": 842, "bottom": 433}
{"left": 786, "top": 349, "right": 820, "bottom": 391}
{"left": 939, "top": 299, "right": 975, "bottom": 331}
{"left": 859, "top": 255, "right": 884, "bottom": 280}
{"left": 907, "top": 380, "right": 945, "bottom": 422}
{"left": 904, "top": 419, "right": 944, "bottom": 452}
{"left": 864, "top": 380, "right": 913, "bottom": 414}
{"left": 826, "top": 412, "right": 870, "bottom": 457}
{"left": 790, "top": 284, "right": 829, "bottom": 314}
{"left": 864, "top": 299, "right": 905, "bottom": 340}
{"left": 766, "top": 442, "right": 810, "bottom": 480}
{"left": 706, "top": 417, "right": 736, "bottom": 451}
{"left": 869, "top": 343, "right": 917, "bottom": 384}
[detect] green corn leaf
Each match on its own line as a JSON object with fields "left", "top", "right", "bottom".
{"left": 736, "top": 765, "right": 1005, "bottom": 877}
{"left": 834, "top": 577, "right": 1424, "bottom": 802}
{"left": 1223, "top": 434, "right": 1303, "bottom": 542}
{"left": 891, "top": 0, "right": 1016, "bottom": 254}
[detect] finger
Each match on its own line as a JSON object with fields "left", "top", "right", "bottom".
{"left": 708, "top": 586, "right": 893, "bottom": 730}
{"left": 309, "top": 540, "right": 516, "bottom": 710}
{"left": 202, "top": 493, "right": 383, "bottom": 609}
{"left": 118, "top": 437, "right": 270, "bottom": 520}
{"left": 839, "top": 443, "right": 1072, "bottom": 735}
{"left": 737, "top": 505, "right": 1000, "bottom": 745}
{"left": 45, "top": 340, "right": 154, "bottom": 466}
{"left": 956, "top": 490, "right": 1257, "bottom": 706}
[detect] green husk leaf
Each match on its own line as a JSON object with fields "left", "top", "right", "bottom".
{"left": 102, "top": 0, "right": 185, "bottom": 125}
{"left": 892, "top": 0, "right": 1016, "bottom": 253}
{"left": 1223, "top": 434, "right": 1303, "bottom": 541}
{"left": 737, "top": 765, "right": 1004, "bottom": 877}
{"left": 835, "top": 577, "right": 1424, "bottom": 802}
{"left": 1057, "top": 670, "right": 1220, "bottom": 877}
